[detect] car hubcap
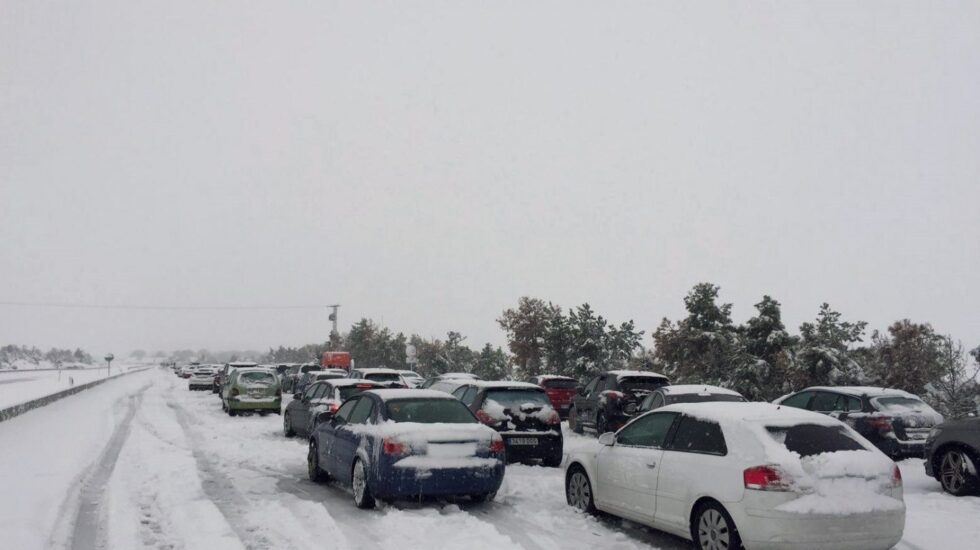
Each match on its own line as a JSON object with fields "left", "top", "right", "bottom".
{"left": 568, "top": 472, "right": 591, "bottom": 510}
{"left": 942, "top": 451, "right": 967, "bottom": 492}
{"left": 353, "top": 461, "right": 366, "bottom": 502}
{"left": 698, "top": 509, "right": 730, "bottom": 550}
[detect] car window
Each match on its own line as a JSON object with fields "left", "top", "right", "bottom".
{"left": 461, "top": 387, "right": 479, "bottom": 406}
{"left": 780, "top": 391, "right": 814, "bottom": 409}
{"left": 766, "top": 424, "right": 866, "bottom": 457}
{"left": 616, "top": 412, "right": 677, "bottom": 447}
{"left": 335, "top": 398, "right": 359, "bottom": 423}
{"left": 845, "top": 396, "right": 863, "bottom": 411}
{"left": 583, "top": 377, "right": 599, "bottom": 397}
{"left": 650, "top": 393, "right": 665, "bottom": 409}
{"left": 543, "top": 378, "right": 578, "bottom": 389}
{"left": 602, "top": 376, "right": 618, "bottom": 392}
{"left": 452, "top": 386, "right": 468, "bottom": 399}
{"left": 667, "top": 416, "right": 727, "bottom": 455}
{"left": 348, "top": 398, "right": 375, "bottom": 424}
{"left": 385, "top": 398, "right": 478, "bottom": 424}
{"left": 313, "top": 384, "right": 329, "bottom": 399}
{"left": 302, "top": 384, "right": 318, "bottom": 400}
{"left": 810, "top": 392, "right": 843, "bottom": 412}
{"left": 366, "top": 372, "right": 402, "bottom": 382}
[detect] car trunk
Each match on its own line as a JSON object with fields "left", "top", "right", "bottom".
{"left": 481, "top": 390, "right": 558, "bottom": 433}
{"left": 872, "top": 396, "right": 943, "bottom": 442}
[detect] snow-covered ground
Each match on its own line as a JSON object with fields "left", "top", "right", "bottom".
{"left": 0, "top": 365, "right": 140, "bottom": 409}
{"left": 0, "top": 367, "right": 977, "bottom": 549}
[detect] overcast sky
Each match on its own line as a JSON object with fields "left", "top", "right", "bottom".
{"left": 2, "top": 1, "right": 978, "bottom": 356}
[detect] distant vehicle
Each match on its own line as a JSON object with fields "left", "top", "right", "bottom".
{"left": 283, "top": 379, "right": 380, "bottom": 438}
{"left": 179, "top": 365, "right": 196, "bottom": 378}
{"left": 451, "top": 381, "right": 563, "bottom": 466}
{"left": 221, "top": 367, "right": 282, "bottom": 416}
{"left": 321, "top": 351, "right": 352, "bottom": 371}
{"left": 565, "top": 402, "right": 905, "bottom": 550}
{"left": 637, "top": 384, "right": 746, "bottom": 413}
{"left": 307, "top": 389, "right": 506, "bottom": 508}
{"left": 294, "top": 370, "right": 348, "bottom": 395}
{"left": 282, "top": 363, "right": 322, "bottom": 393}
{"left": 530, "top": 375, "right": 579, "bottom": 419}
{"left": 774, "top": 386, "right": 943, "bottom": 459}
{"left": 188, "top": 366, "right": 217, "bottom": 391}
{"left": 394, "top": 370, "right": 424, "bottom": 388}
{"left": 924, "top": 416, "right": 980, "bottom": 496}
{"left": 348, "top": 368, "right": 408, "bottom": 389}
{"left": 569, "top": 370, "right": 670, "bottom": 436}
{"left": 421, "top": 372, "right": 483, "bottom": 391}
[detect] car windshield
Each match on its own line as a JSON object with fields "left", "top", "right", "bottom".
{"left": 484, "top": 389, "right": 551, "bottom": 410}
{"left": 401, "top": 372, "right": 423, "bottom": 379}
{"left": 766, "top": 424, "right": 866, "bottom": 457}
{"left": 300, "top": 366, "right": 319, "bottom": 373}
{"left": 239, "top": 372, "right": 275, "bottom": 385}
{"left": 338, "top": 385, "right": 375, "bottom": 400}
{"left": 667, "top": 394, "right": 745, "bottom": 405}
{"left": 873, "top": 396, "right": 933, "bottom": 414}
{"left": 316, "top": 373, "right": 345, "bottom": 380}
{"left": 366, "top": 373, "right": 401, "bottom": 382}
{"left": 542, "top": 379, "right": 577, "bottom": 389}
{"left": 620, "top": 377, "right": 668, "bottom": 394}
{"left": 385, "top": 399, "right": 477, "bottom": 424}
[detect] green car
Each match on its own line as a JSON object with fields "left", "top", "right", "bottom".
{"left": 221, "top": 368, "right": 282, "bottom": 416}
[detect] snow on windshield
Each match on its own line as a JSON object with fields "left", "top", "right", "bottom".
{"left": 238, "top": 372, "right": 275, "bottom": 385}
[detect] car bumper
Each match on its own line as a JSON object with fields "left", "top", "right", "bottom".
{"left": 501, "top": 433, "right": 562, "bottom": 463}
{"left": 732, "top": 499, "right": 905, "bottom": 550}
{"left": 227, "top": 398, "right": 281, "bottom": 411}
{"left": 875, "top": 437, "right": 926, "bottom": 459}
{"left": 372, "top": 461, "right": 505, "bottom": 499}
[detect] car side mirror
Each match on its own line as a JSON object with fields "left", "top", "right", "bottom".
{"left": 316, "top": 411, "right": 335, "bottom": 425}
{"left": 293, "top": 392, "right": 302, "bottom": 400}
{"left": 598, "top": 432, "right": 616, "bottom": 446}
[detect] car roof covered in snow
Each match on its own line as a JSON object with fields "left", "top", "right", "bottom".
{"left": 660, "top": 384, "right": 743, "bottom": 397}
{"left": 232, "top": 367, "right": 276, "bottom": 376}
{"left": 365, "top": 389, "right": 457, "bottom": 401}
{"left": 607, "top": 370, "right": 669, "bottom": 379}
{"left": 436, "top": 372, "right": 481, "bottom": 379}
{"left": 323, "top": 378, "right": 380, "bottom": 388}
{"left": 354, "top": 368, "right": 402, "bottom": 374}
{"left": 534, "top": 375, "right": 577, "bottom": 381}
{"left": 228, "top": 362, "right": 259, "bottom": 367}
{"left": 468, "top": 381, "right": 545, "bottom": 391}
{"left": 803, "top": 386, "right": 919, "bottom": 399}
{"left": 656, "top": 401, "right": 843, "bottom": 427}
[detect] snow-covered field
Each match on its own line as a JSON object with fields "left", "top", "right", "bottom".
{"left": 0, "top": 367, "right": 977, "bottom": 549}
{"left": 0, "top": 365, "right": 140, "bottom": 410}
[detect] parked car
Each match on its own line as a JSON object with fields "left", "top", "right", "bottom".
{"left": 216, "top": 361, "right": 259, "bottom": 394}
{"left": 419, "top": 372, "right": 482, "bottom": 389}
{"left": 451, "top": 381, "right": 563, "bottom": 466}
{"left": 284, "top": 379, "right": 381, "bottom": 438}
{"left": 530, "top": 375, "right": 579, "bottom": 419}
{"left": 221, "top": 367, "right": 282, "bottom": 416}
{"left": 569, "top": 370, "right": 670, "bottom": 436}
{"left": 347, "top": 368, "right": 408, "bottom": 389}
{"left": 565, "top": 402, "right": 905, "bottom": 550}
{"left": 924, "top": 415, "right": 980, "bottom": 496}
{"left": 307, "top": 389, "right": 506, "bottom": 508}
{"left": 179, "top": 364, "right": 196, "bottom": 378}
{"left": 774, "top": 386, "right": 943, "bottom": 458}
{"left": 282, "top": 363, "right": 322, "bottom": 393}
{"left": 294, "top": 370, "right": 348, "bottom": 395}
{"left": 188, "top": 366, "right": 217, "bottom": 391}
{"left": 394, "top": 370, "right": 424, "bottom": 388}
{"left": 637, "top": 384, "right": 746, "bottom": 413}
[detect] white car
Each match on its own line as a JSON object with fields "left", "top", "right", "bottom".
{"left": 394, "top": 370, "right": 424, "bottom": 388}
{"left": 347, "top": 367, "right": 409, "bottom": 388}
{"left": 564, "top": 402, "right": 905, "bottom": 550}
{"left": 188, "top": 367, "right": 216, "bottom": 390}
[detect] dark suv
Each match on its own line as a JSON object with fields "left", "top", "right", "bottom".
{"left": 451, "top": 381, "right": 563, "bottom": 467}
{"left": 775, "top": 386, "right": 944, "bottom": 459}
{"left": 924, "top": 416, "right": 980, "bottom": 496}
{"left": 569, "top": 370, "right": 670, "bottom": 436}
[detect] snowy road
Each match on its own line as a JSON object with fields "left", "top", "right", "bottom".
{"left": 1, "top": 368, "right": 978, "bottom": 550}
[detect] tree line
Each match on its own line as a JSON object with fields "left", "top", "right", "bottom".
{"left": 0, "top": 345, "right": 93, "bottom": 368}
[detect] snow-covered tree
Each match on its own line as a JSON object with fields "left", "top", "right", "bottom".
{"left": 472, "top": 343, "right": 511, "bottom": 380}
{"left": 789, "top": 303, "right": 867, "bottom": 388}
{"left": 497, "top": 297, "right": 555, "bottom": 378}
{"left": 926, "top": 338, "right": 980, "bottom": 419}
{"left": 866, "top": 320, "right": 943, "bottom": 395}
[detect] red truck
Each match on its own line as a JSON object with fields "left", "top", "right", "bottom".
{"left": 321, "top": 351, "right": 352, "bottom": 371}
{"left": 531, "top": 375, "right": 579, "bottom": 419}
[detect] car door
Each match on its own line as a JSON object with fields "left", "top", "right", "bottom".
{"left": 577, "top": 376, "right": 602, "bottom": 429}
{"left": 655, "top": 415, "right": 730, "bottom": 533}
{"left": 595, "top": 412, "right": 678, "bottom": 524}
{"left": 323, "top": 398, "right": 360, "bottom": 479}
{"left": 292, "top": 383, "right": 317, "bottom": 431}
{"left": 300, "top": 383, "right": 327, "bottom": 436}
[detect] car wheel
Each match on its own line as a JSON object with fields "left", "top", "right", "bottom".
{"left": 565, "top": 466, "right": 596, "bottom": 514}
{"left": 228, "top": 407, "right": 237, "bottom": 417}
{"left": 352, "top": 458, "right": 376, "bottom": 509}
{"left": 693, "top": 502, "right": 743, "bottom": 550}
{"left": 569, "top": 406, "right": 583, "bottom": 434}
{"left": 470, "top": 492, "right": 496, "bottom": 503}
{"left": 307, "top": 441, "right": 328, "bottom": 482}
{"left": 596, "top": 413, "right": 607, "bottom": 437}
{"left": 939, "top": 448, "right": 980, "bottom": 496}
{"left": 284, "top": 414, "right": 296, "bottom": 437}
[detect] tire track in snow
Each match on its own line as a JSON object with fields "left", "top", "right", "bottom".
{"left": 68, "top": 383, "right": 150, "bottom": 550}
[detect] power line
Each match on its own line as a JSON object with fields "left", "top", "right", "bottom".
{"left": 0, "top": 301, "right": 328, "bottom": 311}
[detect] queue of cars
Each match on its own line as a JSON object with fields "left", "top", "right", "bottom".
{"left": 173, "top": 359, "right": 980, "bottom": 550}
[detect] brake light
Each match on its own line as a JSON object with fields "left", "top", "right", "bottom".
{"left": 383, "top": 438, "right": 408, "bottom": 456}
{"left": 329, "top": 402, "right": 340, "bottom": 413}
{"left": 489, "top": 434, "right": 505, "bottom": 454}
{"left": 545, "top": 410, "right": 561, "bottom": 425}
{"left": 891, "top": 464, "right": 902, "bottom": 487}
{"left": 606, "top": 391, "right": 624, "bottom": 401}
{"left": 744, "top": 465, "right": 790, "bottom": 491}
{"left": 475, "top": 409, "right": 500, "bottom": 426}
{"left": 868, "top": 416, "right": 894, "bottom": 434}
{"left": 356, "top": 384, "right": 374, "bottom": 389}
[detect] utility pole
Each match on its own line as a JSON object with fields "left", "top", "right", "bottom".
{"left": 327, "top": 304, "right": 341, "bottom": 337}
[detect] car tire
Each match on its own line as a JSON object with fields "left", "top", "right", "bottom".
{"left": 565, "top": 466, "right": 596, "bottom": 514}
{"left": 308, "top": 441, "right": 328, "bottom": 482}
{"left": 569, "top": 406, "right": 583, "bottom": 434}
{"left": 228, "top": 407, "right": 237, "bottom": 417}
{"left": 284, "top": 414, "right": 296, "bottom": 437}
{"left": 939, "top": 448, "right": 980, "bottom": 496}
{"left": 692, "top": 501, "right": 743, "bottom": 550}
{"left": 352, "top": 458, "right": 376, "bottom": 509}
{"left": 470, "top": 492, "right": 496, "bottom": 503}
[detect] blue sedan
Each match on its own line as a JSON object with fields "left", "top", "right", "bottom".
{"left": 307, "top": 389, "right": 507, "bottom": 508}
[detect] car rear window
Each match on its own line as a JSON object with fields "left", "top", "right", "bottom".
{"left": 300, "top": 365, "right": 320, "bottom": 373}
{"left": 667, "top": 394, "right": 745, "bottom": 405}
{"left": 873, "top": 396, "right": 932, "bottom": 414}
{"left": 366, "top": 373, "right": 402, "bottom": 382}
{"left": 239, "top": 372, "right": 275, "bottom": 384}
{"left": 483, "top": 389, "right": 551, "bottom": 410}
{"left": 338, "top": 384, "right": 375, "bottom": 400}
{"left": 542, "top": 379, "right": 577, "bottom": 389}
{"left": 619, "top": 377, "right": 669, "bottom": 394}
{"left": 766, "top": 424, "right": 866, "bottom": 457}
{"left": 385, "top": 399, "right": 477, "bottom": 424}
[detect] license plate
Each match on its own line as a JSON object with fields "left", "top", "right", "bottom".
{"left": 509, "top": 437, "right": 537, "bottom": 446}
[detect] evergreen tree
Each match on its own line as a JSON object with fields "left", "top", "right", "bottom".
{"left": 790, "top": 303, "right": 867, "bottom": 387}
{"left": 497, "top": 297, "right": 555, "bottom": 378}
{"left": 739, "top": 296, "right": 794, "bottom": 399}
{"left": 472, "top": 343, "right": 510, "bottom": 380}
{"left": 866, "top": 320, "right": 943, "bottom": 394}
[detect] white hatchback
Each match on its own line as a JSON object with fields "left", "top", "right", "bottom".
{"left": 564, "top": 402, "right": 905, "bottom": 550}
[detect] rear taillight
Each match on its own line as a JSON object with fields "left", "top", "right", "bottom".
{"left": 545, "top": 410, "right": 561, "bottom": 425}
{"left": 489, "top": 434, "right": 505, "bottom": 454}
{"left": 744, "top": 465, "right": 790, "bottom": 491}
{"left": 356, "top": 384, "right": 374, "bottom": 389}
{"left": 329, "top": 403, "right": 340, "bottom": 413}
{"left": 868, "top": 416, "right": 895, "bottom": 434}
{"left": 606, "top": 391, "right": 625, "bottom": 401}
{"left": 475, "top": 409, "right": 499, "bottom": 426}
{"left": 382, "top": 438, "right": 408, "bottom": 456}
{"left": 891, "top": 464, "right": 903, "bottom": 487}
